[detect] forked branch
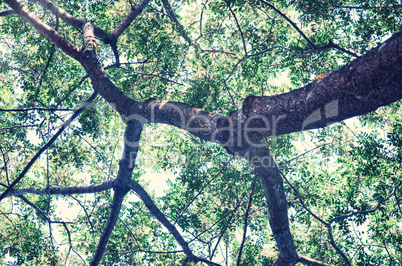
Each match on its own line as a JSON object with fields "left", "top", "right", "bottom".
{"left": 5, "top": 0, "right": 81, "bottom": 59}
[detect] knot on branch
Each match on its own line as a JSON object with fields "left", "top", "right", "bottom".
{"left": 82, "top": 22, "right": 97, "bottom": 57}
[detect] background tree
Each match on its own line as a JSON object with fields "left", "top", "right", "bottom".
{"left": 1, "top": 0, "right": 402, "bottom": 265}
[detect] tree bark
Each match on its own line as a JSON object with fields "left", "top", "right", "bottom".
{"left": 241, "top": 146, "right": 299, "bottom": 265}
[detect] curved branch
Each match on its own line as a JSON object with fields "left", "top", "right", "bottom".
{"left": 279, "top": 167, "right": 327, "bottom": 225}
{"left": 62, "top": 222, "right": 88, "bottom": 265}
{"left": 69, "top": 195, "right": 95, "bottom": 231}
{"left": 126, "top": 178, "right": 221, "bottom": 265}
{"left": 18, "top": 195, "right": 51, "bottom": 222}
{"left": 329, "top": 181, "right": 402, "bottom": 224}
{"left": 327, "top": 224, "right": 351, "bottom": 265}
{"left": 126, "top": 178, "right": 195, "bottom": 259}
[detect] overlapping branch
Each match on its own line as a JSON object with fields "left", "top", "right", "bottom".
{"left": 0, "top": 91, "right": 98, "bottom": 201}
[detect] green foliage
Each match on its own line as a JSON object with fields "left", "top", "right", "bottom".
{"left": 0, "top": 0, "right": 402, "bottom": 265}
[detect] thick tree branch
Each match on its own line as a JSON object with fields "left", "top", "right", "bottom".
{"left": 238, "top": 31, "right": 402, "bottom": 143}
{"left": 243, "top": 145, "right": 298, "bottom": 265}
{"left": 81, "top": 55, "right": 228, "bottom": 144}
{"left": 90, "top": 121, "right": 142, "bottom": 266}
{"left": 5, "top": 0, "right": 81, "bottom": 60}
{"left": 81, "top": 31, "right": 402, "bottom": 157}
{"left": 0, "top": 92, "right": 98, "bottom": 201}
{"left": 119, "top": 120, "right": 221, "bottom": 265}
{"left": 35, "top": 0, "right": 84, "bottom": 29}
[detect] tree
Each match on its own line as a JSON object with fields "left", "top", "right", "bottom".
{"left": 0, "top": 0, "right": 401, "bottom": 265}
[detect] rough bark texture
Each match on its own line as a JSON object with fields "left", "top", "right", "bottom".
{"left": 237, "top": 31, "right": 402, "bottom": 141}
{"left": 242, "top": 146, "right": 299, "bottom": 265}
{"left": 3, "top": 0, "right": 402, "bottom": 265}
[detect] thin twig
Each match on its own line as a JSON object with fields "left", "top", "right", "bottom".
{"left": 0, "top": 107, "right": 74, "bottom": 112}
{"left": 174, "top": 160, "right": 231, "bottom": 224}
{"left": 0, "top": 9, "right": 15, "bottom": 16}
{"left": 161, "top": 0, "right": 193, "bottom": 45}
{"left": 0, "top": 92, "right": 98, "bottom": 201}
{"left": 227, "top": 3, "right": 247, "bottom": 55}
{"left": 0, "top": 124, "right": 38, "bottom": 131}
{"left": 260, "top": 0, "right": 316, "bottom": 49}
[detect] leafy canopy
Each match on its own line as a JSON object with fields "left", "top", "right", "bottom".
{"left": 0, "top": 0, "right": 402, "bottom": 265}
